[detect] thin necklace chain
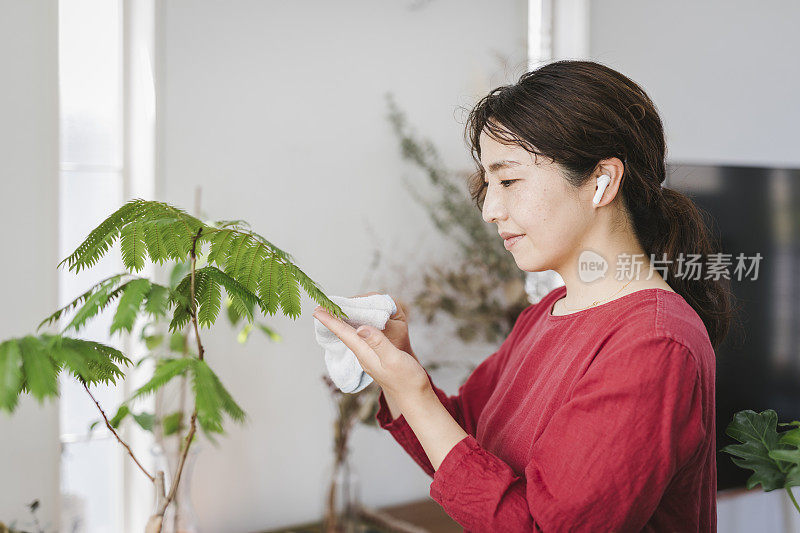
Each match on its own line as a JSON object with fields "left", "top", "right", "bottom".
{"left": 560, "top": 277, "right": 636, "bottom": 312}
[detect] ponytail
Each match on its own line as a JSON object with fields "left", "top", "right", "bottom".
{"left": 635, "top": 186, "right": 739, "bottom": 349}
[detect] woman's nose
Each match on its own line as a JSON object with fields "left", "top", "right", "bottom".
{"left": 481, "top": 186, "right": 506, "bottom": 224}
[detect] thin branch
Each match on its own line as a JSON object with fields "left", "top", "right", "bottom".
{"left": 189, "top": 228, "right": 206, "bottom": 361}
{"left": 154, "top": 229, "right": 204, "bottom": 530}
{"left": 82, "top": 380, "right": 154, "bottom": 483}
{"left": 160, "top": 408, "right": 197, "bottom": 515}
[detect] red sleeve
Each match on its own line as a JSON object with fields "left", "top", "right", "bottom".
{"left": 427, "top": 336, "right": 706, "bottom": 532}
{"left": 375, "top": 304, "right": 536, "bottom": 478}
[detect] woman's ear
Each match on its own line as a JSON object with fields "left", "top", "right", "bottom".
{"left": 591, "top": 158, "right": 625, "bottom": 207}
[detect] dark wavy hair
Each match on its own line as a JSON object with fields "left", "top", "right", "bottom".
{"left": 464, "top": 59, "right": 739, "bottom": 349}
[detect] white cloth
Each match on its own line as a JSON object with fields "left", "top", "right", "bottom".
{"left": 313, "top": 294, "right": 397, "bottom": 393}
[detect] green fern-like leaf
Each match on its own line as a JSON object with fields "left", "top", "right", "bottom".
{"left": 205, "top": 228, "right": 235, "bottom": 267}
{"left": 235, "top": 240, "right": 263, "bottom": 295}
{"left": 257, "top": 254, "right": 282, "bottom": 316}
{"left": 37, "top": 273, "right": 128, "bottom": 332}
{"left": 190, "top": 358, "right": 246, "bottom": 434}
{"left": 143, "top": 283, "right": 171, "bottom": 317}
{"left": 143, "top": 219, "right": 170, "bottom": 264}
{"left": 64, "top": 280, "right": 125, "bottom": 334}
{"left": 18, "top": 336, "right": 59, "bottom": 402}
{"left": 130, "top": 357, "right": 192, "bottom": 401}
{"left": 197, "top": 275, "right": 222, "bottom": 328}
{"left": 0, "top": 339, "right": 24, "bottom": 412}
{"left": 168, "top": 267, "right": 212, "bottom": 332}
{"left": 110, "top": 278, "right": 152, "bottom": 334}
{"left": 57, "top": 201, "right": 142, "bottom": 273}
{"left": 58, "top": 199, "right": 207, "bottom": 275}
{"left": 48, "top": 335, "right": 131, "bottom": 386}
{"left": 287, "top": 263, "right": 344, "bottom": 318}
{"left": 222, "top": 232, "right": 252, "bottom": 276}
{"left": 249, "top": 229, "right": 297, "bottom": 265}
{"left": 120, "top": 220, "right": 147, "bottom": 272}
{"left": 278, "top": 261, "right": 302, "bottom": 319}
{"left": 204, "top": 266, "right": 262, "bottom": 323}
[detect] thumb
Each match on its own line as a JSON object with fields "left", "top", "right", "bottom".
{"left": 356, "top": 325, "right": 390, "bottom": 351}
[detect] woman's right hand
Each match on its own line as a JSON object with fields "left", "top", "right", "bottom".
{"left": 352, "top": 291, "right": 417, "bottom": 361}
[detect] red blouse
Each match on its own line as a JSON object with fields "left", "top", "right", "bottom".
{"left": 376, "top": 285, "right": 716, "bottom": 532}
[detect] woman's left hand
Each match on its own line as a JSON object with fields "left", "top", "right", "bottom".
{"left": 313, "top": 305, "right": 430, "bottom": 400}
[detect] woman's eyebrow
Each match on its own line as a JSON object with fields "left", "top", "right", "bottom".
{"left": 482, "top": 160, "right": 523, "bottom": 174}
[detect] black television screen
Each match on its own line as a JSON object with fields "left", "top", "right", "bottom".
{"left": 667, "top": 163, "right": 800, "bottom": 490}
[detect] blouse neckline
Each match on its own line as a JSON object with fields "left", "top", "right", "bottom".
{"left": 546, "top": 286, "right": 678, "bottom": 322}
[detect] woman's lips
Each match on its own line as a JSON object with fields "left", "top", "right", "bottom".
{"left": 504, "top": 234, "right": 525, "bottom": 250}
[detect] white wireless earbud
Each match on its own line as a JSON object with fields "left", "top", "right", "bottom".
{"left": 593, "top": 174, "right": 611, "bottom": 205}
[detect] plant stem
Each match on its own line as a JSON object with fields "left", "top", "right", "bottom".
{"left": 82, "top": 380, "right": 155, "bottom": 483}
{"left": 153, "top": 229, "right": 204, "bottom": 532}
{"left": 787, "top": 487, "right": 800, "bottom": 515}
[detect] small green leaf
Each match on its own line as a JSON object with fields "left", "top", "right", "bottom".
{"left": 162, "top": 411, "right": 184, "bottom": 436}
{"left": 109, "top": 404, "right": 130, "bottom": 428}
{"left": 132, "top": 412, "right": 155, "bottom": 432}
{"left": 225, "top": 296, "right": 241, "bottom": 326}
{"left": 144, "top": 334, "right": 164, "bottom": 350}
{"left": 237, "top": 323, "right": 253, "bottom": 344}
{"left": 256, "top": 323, "right": 282, "bottom": 342}
{"left": 169, "top": 332, "right": 186, "bottom": 353}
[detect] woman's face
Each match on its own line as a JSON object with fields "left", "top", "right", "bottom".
{"left": 479, "top": 129, "right": 594, "bottom": 273}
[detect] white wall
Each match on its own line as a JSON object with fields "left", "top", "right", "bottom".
{"left": 0, "top": 0, "right": 60, "bottom": 529}
{"left": 157, "top": 0, "right": 527, "bottom": 530}
{"left": 588, "top": 0, "right": 800, "bottom": 169}
{"left": 587, "top": 1, "right": 800, "bottom": 531}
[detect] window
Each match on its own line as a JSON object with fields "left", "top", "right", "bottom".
{"left": 58, "top": 0, "right": 156, "bottom": 530}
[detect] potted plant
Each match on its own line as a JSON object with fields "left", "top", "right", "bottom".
{"left": 722, "top": 409, "right": 800, "bottom": 514}
{"left": 0, "top": 199, "right": 346, "bottom": 532}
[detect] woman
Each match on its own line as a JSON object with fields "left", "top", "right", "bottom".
{"left": 314, "top": 59, "right": 735, "bottom": 532}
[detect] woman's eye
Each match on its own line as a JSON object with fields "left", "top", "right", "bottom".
{"left": 500, "top": 180, "right": 517, "bottom": 188}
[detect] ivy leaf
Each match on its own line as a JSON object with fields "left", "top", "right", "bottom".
{"left": 722, "top": 409, "right": 797, "bottom": 491}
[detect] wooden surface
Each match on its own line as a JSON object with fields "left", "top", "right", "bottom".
{"left": 372, "top": 498, "right": 461, "bottom": 532}
{"left": 258, "top": 498, "right": 461, "bottom": 533}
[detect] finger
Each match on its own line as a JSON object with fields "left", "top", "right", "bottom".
{"left": 313, "top": 308, "right": 382, "bottom": 371}
{"left": 391, "top": 298, "right": 409, "bottom": 320}
{"left": 354, "top": 325, "right": 400, "bottom": 367}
